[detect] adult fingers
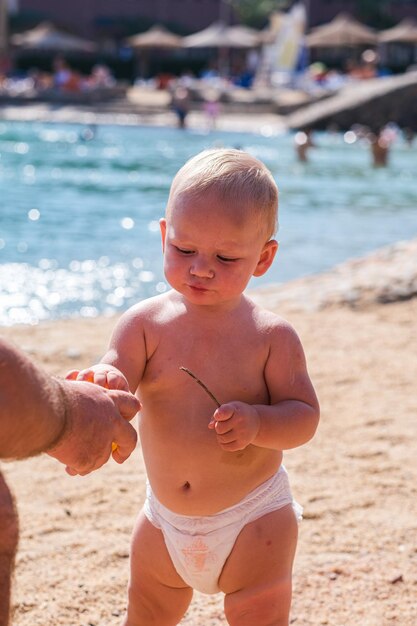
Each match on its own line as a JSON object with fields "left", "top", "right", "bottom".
{"left": 65, "top": 449, "right": 110, "bottom": 476}
{"left": 109, "top": 390, "right": 140, "bottom": 421}
{"left": 111, "top": 417, "right": 138, "bottom": 464}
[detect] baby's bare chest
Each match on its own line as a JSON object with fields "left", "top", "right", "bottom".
{"left": 142, "top": 321, "right": 271, "bottom": 407}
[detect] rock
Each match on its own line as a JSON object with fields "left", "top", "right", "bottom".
{"left": 286, "top": 71, "right": 417, "bottom": 132}
{"left": 251, "top": 238, "right": 417, "bottom": 311}
{"left": 390, "top": 574, "right": 404, "bottom": 584}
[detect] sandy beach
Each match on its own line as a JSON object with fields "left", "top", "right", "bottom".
{"left": 1, "top": 237, "right": 416, "bottom": 625}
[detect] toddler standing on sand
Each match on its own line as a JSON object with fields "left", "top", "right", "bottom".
{"left": 70, "top": 148, "right": 320, "bottom": 625}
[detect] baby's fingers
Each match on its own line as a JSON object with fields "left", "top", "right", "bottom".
{"left": 75, "top": 369, "right": 95, "bottom": 383}
{"left": 209, "top": 404, "right": 234, "bottom": 428}
{"left": 107, "top": 370, "right": 129, "bottom": 391}
{"left": 93, "top": 370, "right": 109, "bottom": 388}
{"left": 66, "top": 369, "right": 80, "bottom": 380}
{"left": 214, "top": 420, "right": 234, "bottom": 436}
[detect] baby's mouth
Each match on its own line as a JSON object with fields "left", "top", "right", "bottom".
{"left": 188, "top": 282, "right": 212, "bottom": 293}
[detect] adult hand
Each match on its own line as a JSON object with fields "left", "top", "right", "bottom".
{"left": 47, "top": 379, "right": 139, "bottom": 476}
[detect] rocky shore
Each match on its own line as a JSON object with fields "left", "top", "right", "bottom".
{"left": 252, "top": 238, "right": 417, "bottom": 312}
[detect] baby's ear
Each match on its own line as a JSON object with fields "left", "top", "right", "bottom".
{"left": 159, "top": 218, "right": 167, "bottom": 251}
{"left": 253, "top": 240, "right": 278, "bottom": 277}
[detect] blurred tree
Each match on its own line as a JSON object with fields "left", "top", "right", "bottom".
{"left": 355, "top": 0, "right": 394, "bottom": 28}
{"left": 230, "top": 0, "right": 291, "bottom": 28}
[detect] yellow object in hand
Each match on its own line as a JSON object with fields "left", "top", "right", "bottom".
{"left": 112, "top": 442, "right": 118, "bottom": 452}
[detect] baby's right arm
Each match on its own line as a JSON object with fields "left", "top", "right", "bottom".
{"left": 68, "top": 302, "right": 148, "bottom": 394}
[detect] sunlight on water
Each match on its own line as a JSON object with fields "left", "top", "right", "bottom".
{"left": 0, "top": 121, "right": 416, "bottom": 325}
{"left": 0, "top": 258, "right": 166, "bottom": 325}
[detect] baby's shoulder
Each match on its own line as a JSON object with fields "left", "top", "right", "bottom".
{"left": 249, "top": 299, "right": 294, "bottom": 334}
{"left": 247, "top": 300, "right": 302, "bottom": 350}
{"left": 119, "top": 291, "right": 181, "bottom": 328}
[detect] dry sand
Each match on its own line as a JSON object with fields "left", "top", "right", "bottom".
{"left": 1, "top": 253, "right": 417, "bottom": 625}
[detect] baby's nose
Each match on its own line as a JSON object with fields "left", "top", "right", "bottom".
{"left": 190, "top": 257, "right": 214, "bottom": 278}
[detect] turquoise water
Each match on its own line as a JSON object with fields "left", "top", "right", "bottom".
{"left": 1, "top": 120, "right": 416, "bottom": 325}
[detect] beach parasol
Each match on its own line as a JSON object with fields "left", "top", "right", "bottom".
{"left": 11, "top": 21, "right": 96, "bottom": 52}
{"left": 306, "top": 13, "right": 377, "bottom": 48}
{"left": 183, "top": 22, "right": 259, "bottom": 49}
{"left": 126, "top": 24, "right": 183, "bottom": 49}
{"left": 226, "top": 25, "right": 261, "bottom": 46}
{"left": 183, "top": 22, "right": 259, "bottom": 77}
{"left": 126, "top": 24, "right": 182, "bottom": 79}
{"left": 378, "top": 18, "right": 417, "bottom": 44}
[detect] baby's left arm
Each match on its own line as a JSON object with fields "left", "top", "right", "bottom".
{"left": 210, "top": 321, "right": 319, "bottom": 452}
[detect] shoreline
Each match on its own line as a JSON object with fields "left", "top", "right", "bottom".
{"left": 0, "top": 99, "right": 287, "bottom": 134}
{"left": 2, "top": 236, "right": 416, "bottom": 332}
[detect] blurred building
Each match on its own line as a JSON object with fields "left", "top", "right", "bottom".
{"left": 307, "top": 0, "right": 417, "bottom": 27}
{"left": 11, "top": 1, "right": 417, "bottom": 37}
{"left": 14, "top": 0, "right": 231, "bottom": 38}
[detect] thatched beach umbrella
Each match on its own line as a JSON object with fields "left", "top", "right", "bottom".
{"left": 226, "top": 25, "right": 261, "bottom": 46}
{"left": 183, "top": 22, "right": 258, "bottom": 49}
{"left": 378, "top": 18, "right": 417, "bottom": 70}
{"left": 11, "top": 21, "right": 96, "bottom": 52}
{"left": 378, "top": 18, "right": 417, "bottom": 44}
{"left": 126, "top": 24, "right": 182, "bottom": 78}
{"left": 183, "top": 22, "right": 259, "bottom": 76}
{"left": 306, "top": 13, "right": 377, "bottom": 48}
{"left": 126, "top": 24, "right": 182, "bottom": 49}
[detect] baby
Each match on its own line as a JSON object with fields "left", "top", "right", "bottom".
{"left": 72, "top": 148, "right": 320, "bottom": 625}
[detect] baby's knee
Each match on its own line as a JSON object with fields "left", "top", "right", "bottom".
{"left": 224, "top": 578, "right": 292, "bottom": 626}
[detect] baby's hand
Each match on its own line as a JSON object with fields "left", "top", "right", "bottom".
{"left": 208, "top": 401, "right": 260, "bottom": 452}
{"left": 66, "top": 364, "right": 129, "bottom": 391}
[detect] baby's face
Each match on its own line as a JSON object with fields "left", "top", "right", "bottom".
{"left": 160, "top": 190, "right": 277, "bottom": 308}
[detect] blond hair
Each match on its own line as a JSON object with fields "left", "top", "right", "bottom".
{"left": 167, "top": 148, "right": 278, "bottom": 239}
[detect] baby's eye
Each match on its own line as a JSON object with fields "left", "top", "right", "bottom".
{"left": 175, "top": 246, "right": 194, "bottom": 255}
{"left": 217, "top": 255, "right": 238, "bottom": 263}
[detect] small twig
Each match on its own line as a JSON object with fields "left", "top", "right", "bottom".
{"left": 180, "top": 367, "right": 221, "bottom": 407}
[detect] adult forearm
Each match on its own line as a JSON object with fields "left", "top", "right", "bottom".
{"left": 0, "top": 339, "right": 65, "bottom": 460}
{"left": 253, "top": 400, "right": 320, "bottom": 450}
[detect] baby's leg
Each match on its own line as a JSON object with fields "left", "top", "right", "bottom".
{"left": 219, "top": 504, "right": 298, "bottom": 626}
{"left": 0, "top": 473, "right": 19, "bottom": 626}
{"left": 122, "top": 511, "right": 193, "bottom": 626}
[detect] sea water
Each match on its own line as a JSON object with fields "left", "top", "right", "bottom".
{"left": 1, "top": 121, "right": 416, "bottom": 325}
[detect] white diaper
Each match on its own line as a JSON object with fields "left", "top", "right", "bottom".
{"left": 143, "top": 465, "right": 302, "bottom": 594}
